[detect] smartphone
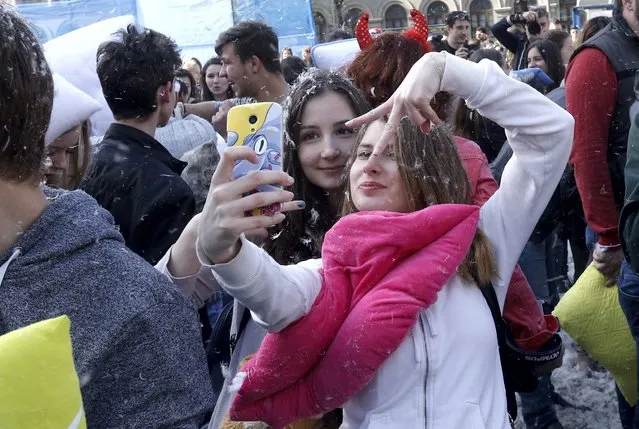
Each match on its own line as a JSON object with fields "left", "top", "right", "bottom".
{"left": 226, "top": 102, "right": 283, "bottom": 216}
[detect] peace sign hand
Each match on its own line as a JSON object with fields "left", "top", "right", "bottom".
{"left": 197, "top": 146, "right": 305, "bottom": 264}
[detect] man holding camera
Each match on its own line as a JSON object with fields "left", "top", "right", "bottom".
{"left": 433, "top": 11, "right": 475, "bottom": 59}
{"left": 491, "top": 7, "right": 550, "bottom": 70}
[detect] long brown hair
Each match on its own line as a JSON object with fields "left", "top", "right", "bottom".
{"left": 342, "top": 118, "right": 497, "bottom": 286}
{"left": 262, "top": 69, "right": 370, "bottom": 264}
{"left": 578, "top": 16, "right": 611, "bottom": 46}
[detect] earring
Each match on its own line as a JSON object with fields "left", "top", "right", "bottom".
{"left": 160, "top": 91, "right": 166, "bottom": 96}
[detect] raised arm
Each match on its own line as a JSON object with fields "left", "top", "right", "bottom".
{"left": 347, "top": 52, "right": 573, "bottom": 308}
{"left": 190, "top": 147, "right": 322, "bottom": 331}
{"left": 442, "top": 54, "right": 574, "bottom": 306}
{"left": 491, "top": 17, "right": 519, "bottom": 54}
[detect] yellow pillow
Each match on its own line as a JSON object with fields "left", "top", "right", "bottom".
{"left": 0, "top": 316, "right": 86, "bottom": 429}
{"left": 553, "top": 264, "right": 637, "bottom": 406}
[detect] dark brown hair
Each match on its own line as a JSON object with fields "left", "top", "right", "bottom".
{"left": 343, "top": 119, "right": 497, "bottom": 286}
{"left": 97, "top": 24, "right": 181, "bottom": 120}
{"left": 0, "top": 4, "right": 54, "bottom": 183}
{"left": 525, "top": 39, "right": 565, "bottom": 92}
{"left": 542, "top": 29, "right": 570, "bottom": 50}
{"left": 200, "top": 57, "right": 234, "bottom": 101}
{"left": 215, "top": 21, "right": 282, "bottom": 74}
{"left": 452, "top": 50, "right": 506, "bottom": 163}
{"left": 578, "top": 16, "right": 611, "bottom": 46}
{"left": 262, "top": 69, "right": 370, "bottom": 264}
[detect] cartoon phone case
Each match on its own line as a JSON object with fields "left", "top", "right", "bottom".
{"left": 226, "top": 102, "right": 283, "bottom": 216}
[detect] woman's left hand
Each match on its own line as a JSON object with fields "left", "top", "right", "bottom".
{"left": 346, "top": 51, "right": 447, "bottom": 155}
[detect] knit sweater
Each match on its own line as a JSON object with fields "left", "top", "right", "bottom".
{"left": 0, "top": 188, "right": 214, "bottom": 428}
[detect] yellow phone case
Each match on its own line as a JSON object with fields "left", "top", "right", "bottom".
{"left": 226, "top": 102, "right": 283, "bottom": 216}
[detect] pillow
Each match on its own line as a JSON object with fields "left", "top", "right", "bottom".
{"left": 0, "top": 316, "right": 86, "bottom": 428}
{"left": 553, "top": 264, "right": 637, "bottom": 405}
{"left": 311, "top": 39, "right": 360, "bottom": 71}
{"left": 44, "top": 15, "right": 135, "bottom": 137}
{"left": 46, "top": 73, "right": 102, "bottom": 146}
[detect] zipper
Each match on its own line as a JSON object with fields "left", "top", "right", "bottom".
{"left": 419, "top": 312, "right": 429, "bottom": 429}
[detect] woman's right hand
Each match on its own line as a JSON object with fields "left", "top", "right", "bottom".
{"left": 346, "top": 51, "right": 446, "bottom": 155}
{"left": 197, "top": 146, "right": 305, "bottom": 264}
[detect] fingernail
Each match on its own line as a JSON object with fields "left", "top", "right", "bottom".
{"left": 287, "top": 175, "right": 294, "bottom": 185}
{"left": 297, "top": 201, "right": 306, "bottom": 209}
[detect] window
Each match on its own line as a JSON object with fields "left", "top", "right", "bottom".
{"left": 469, "top": 0, "right": 494, "bottom": 31}
{"left": 314, "top": 11, "right": 327, "bottom": 42}
{"left": 344, "top": 8, "right": 363, "bottom": 34}
{"left": 559, "top": 0, "right": 576, "bottom": 29}
{"left": 384, "top": 4, "right": 408, "bottom": 30}
{"left": 427, "top": 1, "right": 450, "bottom": 26}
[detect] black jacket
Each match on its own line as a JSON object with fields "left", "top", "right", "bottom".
{"left": 82, "top": 124, "right": 195, "bottom": 265}
{"left": 491, "top": 17, "right": 529, "bottom": 70}
{"left": 621, "top": 72, "right": 639, "bottom": 271}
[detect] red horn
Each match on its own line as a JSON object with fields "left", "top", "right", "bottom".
{"left": 404, "top": 9, "right": 432, "bottom": 53}
{"left": 355, "top": 12, "right": 374, "bottom": 50}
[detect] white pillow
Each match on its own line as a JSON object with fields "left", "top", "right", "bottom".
{"left": 311, "top": 39, "right": 361, "bottom": 71}
{"left": 44, "top": 15, "right": 135, "bottom": 137}
{"left": 45, "top": 74, "right": 102, "bottom": 146}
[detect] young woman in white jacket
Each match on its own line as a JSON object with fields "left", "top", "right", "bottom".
{"left": 193, "top": 52, "right": 574, "bottom": 429}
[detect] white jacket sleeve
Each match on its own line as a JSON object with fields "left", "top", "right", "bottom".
{"left": 440, "top": 53, "right": 574, "bottom": 309}
{"left": 206, "top": 235, "right": 323, "bottom": 332}
{"left": 154, "top": 247, "right": 220, "bottom": 309}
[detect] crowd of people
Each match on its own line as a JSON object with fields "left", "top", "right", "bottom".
{"left": 1, "top": 0, "right": 638, "bottom": 428}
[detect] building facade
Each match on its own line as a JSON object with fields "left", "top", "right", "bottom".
{"left": 312, "top": 0, "right": 579, "bottom": 39}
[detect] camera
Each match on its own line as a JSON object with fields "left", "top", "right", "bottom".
{"left": 510, "top": 13, "right": 541, "bottom": 36}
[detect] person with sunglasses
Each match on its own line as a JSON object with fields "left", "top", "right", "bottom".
{"left": 432, "top": 11, "right": 475, "bottom": 59}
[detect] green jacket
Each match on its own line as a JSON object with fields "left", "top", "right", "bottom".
{"left": 620, "top": 71, "right": 639, "bottom": 271}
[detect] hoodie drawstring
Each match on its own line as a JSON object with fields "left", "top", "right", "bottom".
{"left": 0, "top": 248, "right": 20, "bottom": 288}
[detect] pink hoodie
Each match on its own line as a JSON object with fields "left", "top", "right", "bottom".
{"left": 230, "top": 204, "right": 480, "bottom": 427}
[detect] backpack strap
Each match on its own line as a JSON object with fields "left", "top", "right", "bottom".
{"left": 230, "top": 306, "right": 252, "bottom": 353}
{"left": 478, "top": 283, "right": 519, "bottom": 420}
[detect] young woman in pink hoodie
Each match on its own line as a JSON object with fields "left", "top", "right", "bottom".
{"left": 195, "top": 51, "right": 573, "bottom": 429}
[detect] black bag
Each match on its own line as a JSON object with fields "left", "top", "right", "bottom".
{"left": 205, "top": 303, "right": 251, "bottom": 400}
{"left": 479, "top": 283, "right": 563, "bottom": 421}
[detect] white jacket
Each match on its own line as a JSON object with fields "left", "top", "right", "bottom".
{"left": 174, "top": 54, "right": 573, "bottom": 429}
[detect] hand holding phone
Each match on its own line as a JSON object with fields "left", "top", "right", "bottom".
{"left": 226, "top": 102, "right": 285, "bottom": 216}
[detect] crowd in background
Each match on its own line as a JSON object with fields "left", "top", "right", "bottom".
{"left": 1, "top": 0, "right": 638, "bottom": 428}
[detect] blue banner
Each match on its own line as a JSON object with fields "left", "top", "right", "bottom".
{"left": 17, "top": 0, "right": 316, "bottom": 61}
{"left": 232, "top": 0, "right": 317, "bottom": 53}
{"left": 17, "top": 0, "right": 136, "bottom": 43}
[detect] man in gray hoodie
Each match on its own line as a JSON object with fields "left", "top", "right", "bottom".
{"left": 0, "top": 4, "right": 214, "bottom": 428}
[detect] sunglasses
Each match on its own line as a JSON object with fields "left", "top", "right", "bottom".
{"left": 446, "top": 11, "right": 470, "bottom": 26}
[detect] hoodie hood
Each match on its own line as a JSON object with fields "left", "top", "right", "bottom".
{"left": 0, "top": 187, "right": 123, "bottom": 283}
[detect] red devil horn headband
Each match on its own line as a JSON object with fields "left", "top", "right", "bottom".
{"left": 355, "top": 12, "right": 373, "bottom": 49}
{"left": 355, "top": 9, "right": 431, "bottom": 53}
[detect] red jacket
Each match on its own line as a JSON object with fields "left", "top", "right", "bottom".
{"left": 565, "top": 48, "right": 619, "bottom": 246}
